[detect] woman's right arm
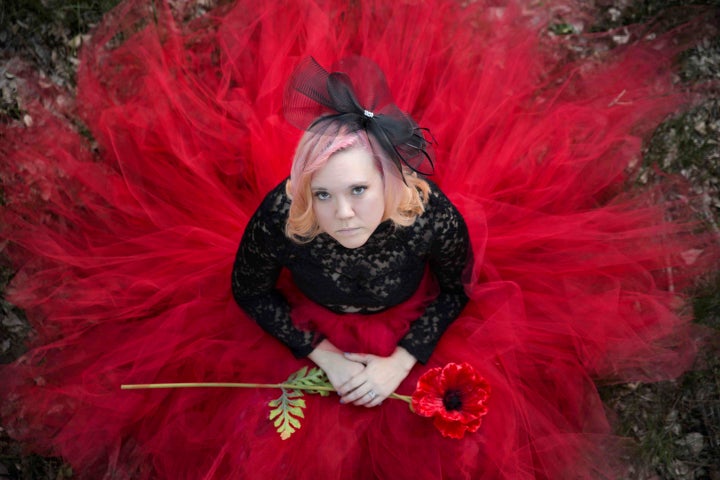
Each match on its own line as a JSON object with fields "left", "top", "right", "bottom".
{"left": 231, "top": 188, "right": 318, "bottom": 358}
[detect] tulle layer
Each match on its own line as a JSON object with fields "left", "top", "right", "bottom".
{"left": 1, "top": 0, "right": 717, "bottom": 478}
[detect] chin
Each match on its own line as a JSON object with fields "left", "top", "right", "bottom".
{"left": 332, "top": 234, "right": 370, "bottom": 249}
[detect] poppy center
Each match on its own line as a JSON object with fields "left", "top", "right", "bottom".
{"left": 442, "top": 389, "right": 463, "bottom": 411}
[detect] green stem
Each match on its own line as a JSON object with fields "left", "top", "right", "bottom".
{"left": 121, "top": 382, "right": 413, "bottom": 404}
{"left": 122, "top": 382, "right": 334, "bottom": 391}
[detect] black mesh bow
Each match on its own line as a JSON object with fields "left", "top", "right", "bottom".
{"left": 283, "top": 56, "right": 435, "bottom": 176}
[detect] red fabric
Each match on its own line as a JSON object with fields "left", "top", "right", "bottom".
{"left": 287, "top": 268, "right": 438, "bottom": 357}
{"left": 1, "top": 0, "right": 717, "bottom": 478}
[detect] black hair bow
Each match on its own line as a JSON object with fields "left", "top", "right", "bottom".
{"left": 283, "top": 56, "right": 435, "bottom": 176}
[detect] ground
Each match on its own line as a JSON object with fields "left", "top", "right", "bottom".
{"left": 0, "top": 0, "right": 719, "bottom": 479}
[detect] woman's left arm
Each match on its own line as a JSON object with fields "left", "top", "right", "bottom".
{"left": 397, "top": 188, "right": 471, "bottom": 364}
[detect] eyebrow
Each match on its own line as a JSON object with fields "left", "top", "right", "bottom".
{"left": 310, "top": 182, "right": 368, "bottom": 191}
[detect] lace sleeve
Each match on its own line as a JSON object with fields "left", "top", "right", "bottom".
{"left": 231, "top": 184, "right": 318, "bottom": 358}
{"left": 398, "top": 187, "right": 471, "bottom": 363}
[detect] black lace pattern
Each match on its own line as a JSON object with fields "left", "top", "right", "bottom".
{"left": 231, "top": 179, "right": 471, "bottom": 363}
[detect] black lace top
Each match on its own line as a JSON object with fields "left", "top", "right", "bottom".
{"left": 231, "top": 179, "right": 471, "bottom": 364}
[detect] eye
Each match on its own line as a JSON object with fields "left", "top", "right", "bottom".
{"left": 314, "top": 191, "right": 330, "bottom": 201}
{"left": 351, "top": 185, "right": 367, "bottom": 195}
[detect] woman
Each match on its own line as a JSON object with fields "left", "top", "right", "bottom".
{"left": 1, "top": 0, "right": 716, "bottom": 478}
{"left": 232, "top": 57, "right": 471, "bottom": 408}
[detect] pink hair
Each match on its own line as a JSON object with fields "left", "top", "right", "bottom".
{"left": 285, "top": 120, "right": 429, "bottom": 242}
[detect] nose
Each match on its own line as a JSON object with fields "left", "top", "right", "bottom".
{"left": 335, "top": 197, "right": 354, "bottom": 219}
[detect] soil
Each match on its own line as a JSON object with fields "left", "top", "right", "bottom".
{"left": 1, "top": 0, "right": 719, "bottom": 479}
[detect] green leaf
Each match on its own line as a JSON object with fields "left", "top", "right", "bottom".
{"left": 279, "top": 426, "right": 295, "bottom": 440}
{"left": 268, "top": 388, "right": 303, "bottom": 438}
{"left": 287, "top": 416, "right": 301, "bottom": 429}
{"left": 291, "top": 366, "right": 333, "bottom": 397}
{"left": 268, "top": 406, "right": 283, "bottom": 420}
{"left": 266, "top": 366, "right": 335, "bottom": 440}
{"left": 287, "top": 406, "right": 304, "bottom": 418}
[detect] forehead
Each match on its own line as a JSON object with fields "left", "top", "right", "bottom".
{"left": 310, "top": 148, "right": 381, "bottom": 189}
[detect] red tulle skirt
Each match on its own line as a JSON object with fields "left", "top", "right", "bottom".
{"left": 1, "top": 0, "right": 717, "bottom": 478}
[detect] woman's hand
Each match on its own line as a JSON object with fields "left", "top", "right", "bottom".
{"left": 337, "top": 347, "right": 417, "bottom": 408}
{"left": 308, "top": 339, "right": 365, "bottom": 392}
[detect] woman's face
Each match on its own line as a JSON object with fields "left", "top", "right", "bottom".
{"left": 310, "top": 147, "right": 385, "bottom": 249}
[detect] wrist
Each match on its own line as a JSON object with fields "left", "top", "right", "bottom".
{"left": 308, "top": 339, "right": 341, "bottom": 368}
{"left": 392, "top": 346, "right": 417, "bottom": 372}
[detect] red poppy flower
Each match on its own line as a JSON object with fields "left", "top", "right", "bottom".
{"left": 411, "top": 362, "right": 491, "bottom": 439}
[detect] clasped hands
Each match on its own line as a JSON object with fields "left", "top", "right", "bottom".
{"left": 308, "top": 339, "right": 417, "bottom": 408}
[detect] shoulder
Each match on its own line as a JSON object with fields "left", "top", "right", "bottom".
{"left": 244, "top": 179, "right": 291, "bottom": 240}
{"left": 261, "top": 178, "right": 291, "bottom": 212}
{"left": 254, "top": 179, "right": 291, "bottom": 222}
{"left": 420, "top": 179, "right": 467, "bottom": 236}
{"left": 423, "top": 179, "right": 461, "bottom": 217}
